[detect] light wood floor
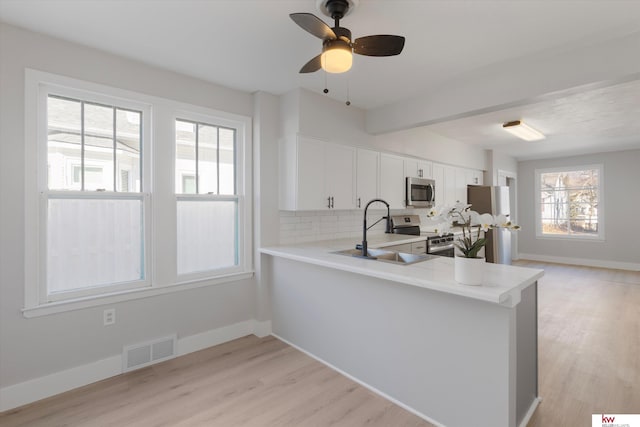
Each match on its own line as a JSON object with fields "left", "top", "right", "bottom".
{"left": 1, "top": 261, "right": 638, "bottom": 426}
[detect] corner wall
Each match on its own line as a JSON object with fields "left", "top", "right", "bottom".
{"left": 0, "top": 23, "right": 258, "bottom": 407}
{"left": 517, "top": 149, "right": 640, "bottom": 268}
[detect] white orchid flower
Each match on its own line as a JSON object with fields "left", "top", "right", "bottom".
{"left": 494, "top": 214, "right": 509, "bottom": 227}
{"left": 453, "top": 201, "right": 471, "bottom": 212}
{"left": 433, "top": 222, "right": 452, "bottom": 236}
{"left": 477, "top": 213, "right": 495, "bottom": 231}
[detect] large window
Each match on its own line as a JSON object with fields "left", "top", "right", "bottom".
{"left": 25, "top": 70, "right": 252, "bottom": 315}
{"left": 175, "top": 118, "right": 243, "bottom": 279}
{"left": 536, "top": 165, "right": 603, "bottom": 239}
{"left": 44, "top": 94, "right": 149, "bottom": 301}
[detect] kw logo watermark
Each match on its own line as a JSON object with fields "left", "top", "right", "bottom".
{"left": 593, "top": 414, "right": 640, "bottom": 427}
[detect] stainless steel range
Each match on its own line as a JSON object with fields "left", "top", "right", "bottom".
{"left": 426, "top": 234, "right": 455, "bottom": 257}
{"left": 390, "top": 215, "right": 455, "bottom": 257}
{"left": 389, "top": 215, "right": 421, "bottom": 236}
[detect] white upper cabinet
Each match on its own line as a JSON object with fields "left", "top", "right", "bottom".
{"left": 280, "top": 135, "right": 355, "bottom": 210}
{"left": 355, "top": 148, "right": 379, "bottom": 209}
{"left": 404, "top": 158, "right": 433, "bottom": 179}
{"left": 280, "top": 135, "right": 484, "bottom": 212}
{"left": 326, "top": 143, "right": 356, "bottom": 209}
{"left": 380, "top": 153, "right": 405, "bottom": 209}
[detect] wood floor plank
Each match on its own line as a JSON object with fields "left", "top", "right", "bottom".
{"left": 1, "top": 261, "right": 638, "bottom": 426}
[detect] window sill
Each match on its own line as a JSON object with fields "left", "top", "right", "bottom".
{"left": 22, "top": 271, "right": 254, "bottom": 318}
{"left": 535, "top": 234, "right": 605, "bottom": 242}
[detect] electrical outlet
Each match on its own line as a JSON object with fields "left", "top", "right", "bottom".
{"left": 103, "top": 308, "right": 116, "bottom": 326}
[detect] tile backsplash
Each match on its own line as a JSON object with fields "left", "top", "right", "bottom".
{"left": 279, "top": 209, "right": 436, "bottom": 244}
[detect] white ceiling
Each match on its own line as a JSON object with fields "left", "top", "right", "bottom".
{"left": 1, "top": 0, "right": 639, "bottom": 160}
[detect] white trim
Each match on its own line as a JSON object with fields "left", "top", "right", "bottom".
{"left": 22, "top": 271, "right": 253, "bottom": 318}
{"left": 534, "top": 164, "right": 604, "bottom": 241}
{"left": 0, "top": 319, "right": 267, "bottom": 412}
{"left": 518, "top": 397, "right": 542, "bottom": 427}
{"left": 519, "top": 253, "right": 640, "bottom": 272}
{"left": 272, "top": 333, "right": 447, "bottom": 427}
{"left": 252, "top": 320, "right": 272, "bottom": 338}
{"left": 24, "top": 69, "right": 253, "bottom": 311}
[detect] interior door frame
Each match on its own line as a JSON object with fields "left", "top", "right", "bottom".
{"left": 497, "top": 169, "right": 518, "bottom": 260}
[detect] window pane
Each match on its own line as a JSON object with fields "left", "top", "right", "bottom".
{"left": 84, "top": 103, "right": 114, "bottom": 191}
{"left": 198, "top": 124, "right": 218, "bottom": 194}
{"left": 176, "top": 120, "right": 196, "bottom": 194}
{"left": 177, "top": 200, "right": 237, "bottom": 274}
{"left": 219, "top": 128, "right": 235, "bottom": 195}
{"left": 48, "top": 97, "right": 81, "bottom": 190}
{"left": 116, "top": 109, "right": 141, "bottom": 192}
{"left": 539, "top": 167, "right": 600, "bottom": 237}
{"left": 47, "top": 198, "right": 143, "bottom": 293}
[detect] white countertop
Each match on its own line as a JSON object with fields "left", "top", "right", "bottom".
{"left": 260, "top": 235, "right": 544, "bottom": 308}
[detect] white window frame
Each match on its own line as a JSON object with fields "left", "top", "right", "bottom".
{"left": 535, "top": 164, "right": 604, "bottom": 241}
{"left": 28, "top": 75, "right": 153, "bottom": 306}
{"left": 24, "top": 70, "right": 253, "bottom": 317}
{"left": 173, "top": 109, "right": 251, "bottom": 284}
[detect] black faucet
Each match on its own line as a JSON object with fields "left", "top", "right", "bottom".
{"left": 361, "top": 199, "right": 392, "bottom": 257}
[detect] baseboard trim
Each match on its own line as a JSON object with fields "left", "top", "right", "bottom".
{"left": 272, "top": 333, "right": 447, "bottom": 427}
{"left": 518, "top": 253, "right": 640, "bottom": 272}
{"left": 0, "top": 319, "right": 270, "bottom": 412}
{"left": 518, "top": 396, "right": 542, "bottom": 427}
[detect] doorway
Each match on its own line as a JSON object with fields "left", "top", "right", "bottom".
{"left": 498, "top": 170, "right": 518, "bottom": 260}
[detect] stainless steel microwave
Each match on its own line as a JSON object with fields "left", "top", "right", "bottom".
{"left": 406, "top": 177, "right": 435, "bottom": 208}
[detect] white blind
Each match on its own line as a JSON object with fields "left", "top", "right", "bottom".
{"left": 47, "top": 198, "right": 143, "bottom": 293}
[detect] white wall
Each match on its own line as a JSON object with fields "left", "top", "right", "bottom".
{"left": 517, "top": 149, "right": 640, "bottom": 267}
{"left": 372, "top": 126, "right": 487, "bottom": 171}
{"left": 0, "top": 23, "right": 258, "bottom": 396}
{"left": 486, "top": 149, "right": 518, "bottom": 186}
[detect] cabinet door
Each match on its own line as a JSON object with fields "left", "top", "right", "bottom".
{"left": 297, "top": 137, "right": 327, "bottom": 210}
{"left": 356, "top": 148, "right": 379, "bottom": 209}
{"left": 411, "top": 240, "right": 427, "bottom": 254}
{"left": 380, "top": 154, "right": 405, "bottom": 209}
{"left": 444, "top": 166, "right": 457, "bottom": 206}
{"left": 432, "top": 163, "right": 445, "bottom": 207}
{"left": 326, "top": 143, "right": 356, "bottom": 210}
{"left": 455, "top": 168, "right": 467, "bottom": 204}
{"left": 404, "top": 158, "right": 419, "bottom": 178}
{"left": 418, "top": 161, "right": 433, "bottom": 179}
{"left": 467, "top": 169, "right": 483, "bottom": 185}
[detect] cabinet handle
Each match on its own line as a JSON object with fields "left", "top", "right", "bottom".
{"left": 327, "top": 197, "right": 331, "bottom": 209}
{"left": 418, "top": 169, "right": 423, "bottom": 178}
{"left": 357, "top": 197, "right": 361, "bottom": 208}
{"left": 330, "top": 196, "right": 334, "bottom": 208}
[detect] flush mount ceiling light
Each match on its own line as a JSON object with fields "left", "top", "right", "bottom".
{"left": 502, "top": 120, "right": 546, "bottom": 141}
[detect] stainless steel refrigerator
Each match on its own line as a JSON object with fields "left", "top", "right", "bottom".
{"left": 467, "top": 185, "right": 511, "bottom": 264}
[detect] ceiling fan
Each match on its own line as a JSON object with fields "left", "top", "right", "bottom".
{"left": 290, "top": 0, "right": 405, "bottom": 74}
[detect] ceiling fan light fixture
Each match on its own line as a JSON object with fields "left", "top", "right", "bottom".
{"left": 321, "top": 40, "right": 352, "bottom": 73}
{"left": 502, "top": 120, "right": 545, "bottom": 141}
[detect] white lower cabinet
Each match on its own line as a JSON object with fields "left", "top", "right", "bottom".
{"left": 383, "top": 241, "right": 427, "bottom": 254}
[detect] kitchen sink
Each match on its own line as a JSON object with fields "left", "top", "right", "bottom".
{"left": 332, "top": 248, "right": 433, "bottom": 265}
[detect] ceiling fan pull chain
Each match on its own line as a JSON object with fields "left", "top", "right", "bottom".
{"left": 323, "top": 70, "right": 329, "bottom": 94}
{"left": 346, "top": 79, "right": 351, "bottom": 106}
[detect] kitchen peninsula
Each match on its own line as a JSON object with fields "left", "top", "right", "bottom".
{"left": 261, "top": 236, "right": 543, "bottom": 427}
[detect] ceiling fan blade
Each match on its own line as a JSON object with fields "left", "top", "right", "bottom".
{"left": 290, "top": 13, "right": 337, "bottom": 40}
{"left": 353, "top": 35, "right": 405, "bottom": 57}
{"left": 299, "top": 54, "right": 322, "bottom": 73}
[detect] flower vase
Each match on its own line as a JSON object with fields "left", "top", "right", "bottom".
{"left": 454, "top": 256, "right": 485, "bottom": 286}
